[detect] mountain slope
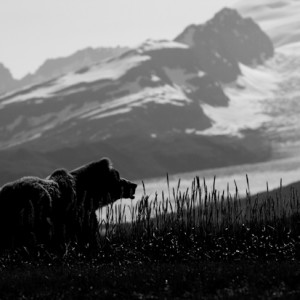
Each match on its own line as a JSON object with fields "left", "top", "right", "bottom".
{"left": 0, "top": 40, "right": 227, "bottom": 151}
{"left": 175, "top": 8, "right": 274, "bottom": 82}
{"left": 0, "top": 47, "right": 128, "bottom": 95}
{"left": 25, "top": 47, "right": 128, "bottom": 84}
{"left": 0, "top": 8, "right": 275, "bottom": 184}
{"left": 232, "top": 0, "right": 300, "bottom": 159}
{"left": 0, "top": 63, "right": 16, "bottom": 94}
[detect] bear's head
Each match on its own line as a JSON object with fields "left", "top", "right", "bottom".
{"left": 71, "top": 158, "right": 137, "bottom": 209}
{"left": 106, "top": 169, "right": 137, "bottom": 203}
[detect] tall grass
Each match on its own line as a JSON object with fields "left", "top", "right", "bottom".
{"left": 97, "top": 175, "right": 300, "bottom": 260}
{"left": 100, "top": 176, "right": 299, "bottom": 237}
{"left": 2, "top": 175, "right": 299, "bottom": 261}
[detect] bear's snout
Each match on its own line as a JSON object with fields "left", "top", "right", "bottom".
{"left": 120, "top": 179, "right": 137, "bottom": 199}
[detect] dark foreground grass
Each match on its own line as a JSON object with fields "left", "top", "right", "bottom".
{"left": 1, "top": 258, "right": 300, "bottom": 299}
{"left": 1, "top": 176, "right": 300, "bottom": 299}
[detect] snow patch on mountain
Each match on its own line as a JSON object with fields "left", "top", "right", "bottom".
{"left": 0, "top": 55, "right": 151, "bottom": 107}
{"left": 80, "top": 84, "right": 191, "bottom": 120}
{"left": 199, "top": 63, "right": 280, "bottom": 136}
{"left": 277, "top": 41, "right": 300, "bottom": 56}
{"left": 136, "top": 39, "right": 189, "bottom": 54}
{"left": 262, "top": 44, "right": 300, "bottom": 157}
{"left": 151, "top": 74, "right": 161, "bottom": 82}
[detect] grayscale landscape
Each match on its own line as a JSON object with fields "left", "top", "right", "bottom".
{"left": 0, "top": 0, "right": 300, "bottom": 299}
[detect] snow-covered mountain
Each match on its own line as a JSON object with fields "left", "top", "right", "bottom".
{"left": 175, "top": 8, "right": 273, "bottom": 82}
{"left": 0, "top": 40, "right": 226, "bottom": 151}
{"left": 233, "top": 0, "right": 300, "bottom": 157}
{"left": 0, "top": 7, "right": 283, "bottom": 184}
{"left": 0, "top": 47, "right": 128, "bottom": 95}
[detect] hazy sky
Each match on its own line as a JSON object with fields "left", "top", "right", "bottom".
{"left": 1, "top": 0, "right": 237, "bottom": 79}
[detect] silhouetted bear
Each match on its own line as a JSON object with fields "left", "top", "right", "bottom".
{"left": 0, "top": 158, "right": 137, "bottom": 250}
{"left": 0, "top": 176, "right": 59, "bottom": 248}
{"left": 46, "top": 169, "right": 77, "bottom": 247}
{"left": 69, "top": 158, "right": 137, "bottom": 247}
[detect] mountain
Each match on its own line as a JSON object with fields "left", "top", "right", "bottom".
{"left": 0, "top": 8, "right": 275, "bottom": 185}
{"left": 24, "top": 47, "right": 128, "bottom": 84}
{"left": 0, "top": 64, "right": 17, "bottom": 94}
{"left": 175, "top": 8, "right": 274, "bottom": 83}
{"left": 234, "top": 0, "right": 300, "bottom": 47}
{"left": 232, "top": 0, "right": 300, "bottom": 158}
{"left": 0, "top": 47, "right": 128, "bottom": 95}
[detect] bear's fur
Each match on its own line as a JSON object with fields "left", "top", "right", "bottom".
{"left": 0, "top": 158, "right": 137, "bottom": 250}
{"left": 69, "top": 158, "right": 137, "bottom": 247}
{"left": 0, "top": 176, "right": 59, "bottom": 248}
{"left": 70, "top": 158, "right": 137, "bottom": 209}
{"left": 46, "top": 169, "right": 77, "bottom": 247}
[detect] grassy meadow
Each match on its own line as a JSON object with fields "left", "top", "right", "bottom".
{"left": 1, "top": 175, "right": 300, "bottom": 299}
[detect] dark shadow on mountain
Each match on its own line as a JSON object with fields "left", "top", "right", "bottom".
{"left": 0, "top": 129, "right": 271, "bottom": 186}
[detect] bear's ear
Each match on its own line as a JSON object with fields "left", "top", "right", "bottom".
{"left": 100, "top": 157, "right": 113, "bottom": 169}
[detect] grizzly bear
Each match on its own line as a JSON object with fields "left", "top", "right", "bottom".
{"left": 69, "top": 158, "right": 137, "bottom": 247}
{"left": 0, "top": 176, "right": 59, "bottom": 248}
{"left": 0, "top": 158, "right": 137, "bottom": 250}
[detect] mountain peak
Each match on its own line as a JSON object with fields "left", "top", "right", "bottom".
{"left": 213, "top": 7, "right": 240, "bottom": 20}
{"left": 175, "top": 8, "right": 274, "bottom": 83}
{"left": 0, "top": 63, "right": 16, "bottom": 94}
